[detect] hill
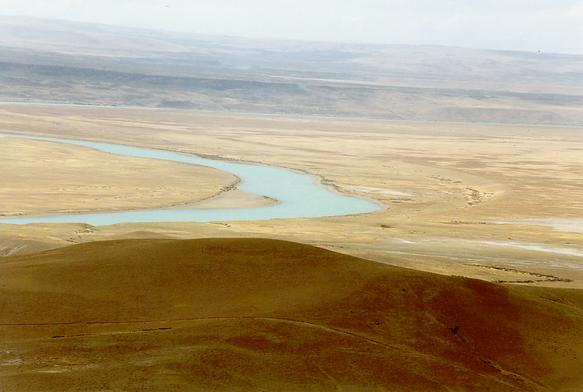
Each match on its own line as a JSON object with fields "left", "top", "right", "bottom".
{"left": 1, "top": 238, "right": 582, "bottom": 391}
{"left": 1, "top": 16, "right": 582, "bottom": 125}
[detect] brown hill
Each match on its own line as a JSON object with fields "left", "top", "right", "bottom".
{"left": 1, "top": 238, "right": 582, "bottom": 391}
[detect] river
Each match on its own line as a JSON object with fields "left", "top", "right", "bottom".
{"left": 0, "top": 132, "right": 380, "bottom": 226}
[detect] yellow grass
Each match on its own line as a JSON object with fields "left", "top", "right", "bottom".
{"left": 1, "top": 104, "right": 583, "bottom": 287}
{"left": 0, "top": 136, "right": 236, "bottom": 216}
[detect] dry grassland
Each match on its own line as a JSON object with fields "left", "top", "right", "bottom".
{"left": 1, "top": 104, "right": 582, "bottom": 287}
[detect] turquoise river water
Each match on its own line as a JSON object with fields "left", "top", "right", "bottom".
{"left": 0, "top": 132, "right": 380, "bottom": 226}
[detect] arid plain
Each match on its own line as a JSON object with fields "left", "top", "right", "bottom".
{"left": 2, "top": 103, "right": 583, "bottom": 390}
{"left": 1, "top": 103, "right": 582, "bottom": 287}
{"left": 2, "top": 14, "right": 583, "bottom": 392}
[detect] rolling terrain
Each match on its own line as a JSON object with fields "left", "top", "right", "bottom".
{"left": 2, "top": 106, "right": 583, "bottom": 287}
{"left": 1, "top": 238, "right": 583, "bottom": 391}
{"left": 1, "top": 16, "right": 582, "bottom": 125}
{"left": 1, "top": 14, "right": 583, "bottom": 392}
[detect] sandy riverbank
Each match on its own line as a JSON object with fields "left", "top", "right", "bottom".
{"left": 1, "top": 104, "right": 583, "bottom": 287}
{"left": 0, "top": 135, "right": 276, "bottom": 217}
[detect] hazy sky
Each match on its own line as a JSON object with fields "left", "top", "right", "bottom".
{"left": 2, "top": 0, "right": 583, "bottom": 54}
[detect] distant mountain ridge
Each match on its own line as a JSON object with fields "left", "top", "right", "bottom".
{"left": 1, "top": 15, "right": 582, "bottom": 125}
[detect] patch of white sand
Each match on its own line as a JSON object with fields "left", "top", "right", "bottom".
{"left": 497, "top": 219, "right": 583, "bottom": 234}
{"left": 346, "top": 186, "right": 412, "bottom": 198}
{"left": 477, "top": 240, "right": 583, "bottom": 258}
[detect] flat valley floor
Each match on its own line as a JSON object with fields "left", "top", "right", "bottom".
{"left": 1, "top": 104, "right": 583, "bottom": 288}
